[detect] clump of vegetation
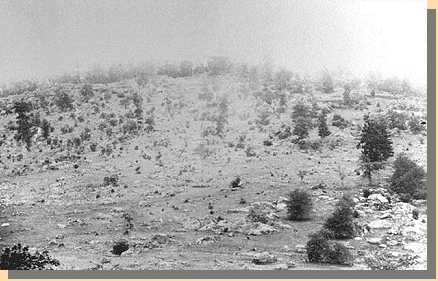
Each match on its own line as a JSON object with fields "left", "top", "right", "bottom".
{"left": 408, "top": 116, "right": 425, "bottom": 134}
{"left": 323, "top": 195, "right": 357, "bottom": 239}
{"left": 356, "top": 114, "right": 394, "bottom": 184}
{"left": 0, "top": 243, "right": 60, "bottom": 270}
{"left": 286, "top": 189, "right": 313, "bottom": 221}
{"left": 306, "top": 231, "right": 353, "bottom": 266}
{"left": 54, "top": 89, "right": 74, "bottom": 112}
{"left": 317, "top": 114, "right": 331, "bottom": 139}
{"left": 389, "top": 154, "right": 427, "bottom": 202}
{"left": 80, "top": 83, "right": 94, "bottom": 101}
{"left": 103, "top": 174, "right": 119, "bottom": 187}
{"left": 11, "top": 100, "right": 37, "bottom": 151}
{"left": 112, "top": 241, "right": 129, "bottom": 256}
{"left": 331, "top": 114, "right": 349, "bottom": 129}
{"left": 230, "top": 176, "right": 242, "bottom": 188}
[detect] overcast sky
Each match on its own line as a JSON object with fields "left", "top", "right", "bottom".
{"left": 0, "top": 0, "right": 427, "bottom": 86}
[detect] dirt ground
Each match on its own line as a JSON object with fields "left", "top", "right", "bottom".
{"left": 0, "top": 74, "right": 428, "bottom": 270}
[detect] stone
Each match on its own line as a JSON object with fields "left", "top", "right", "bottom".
{"left": 274, "top": 263, "right": 288, "bottom": 270}
{"left": 196, "top": 235, "right": 221, "bottom": 245}
{"left": 1, "top": 223, "right": 10, "bottom": 227}
{"left": 95, "top": 213, "right": 112, "bottom": 220}
{"left": 245, "top": 223, "right": 277, "bottom": 236}
{"left": 295, "top": 244, "right": 307, "bottom": 253}
{"left": 182, "top": 218, "right": 202, "bottom": 230}
{"left": 57, "top": 224, "right": 67, "bottom": 229}
{"left": 55, "top": 234, "right": 64, "bottom": 239}
{"left": 48, "top": 240, "right": 58, "bottom": 245}
{"left": 367, "top": 237, "right": 381, "bottom": 244}
{"left": 252, "top": 252, "right": 277, "bottom": 265}
{"left": 379, "top": 213, "right": 392, "bottom": 219}
{"left": 368, "top": 220, "right": 392, "bottom": 229}
{"left": 287, "top": 261, "right": 297, "bottom": 268}
{"left": 404, "top": 242, "right": 426, "bottom": 252}
{"left": 368, "top": 194, "right": 388, "bottom": 203}
{"left": 378, "top": 244, "right": 387, "bottom": 248}
{"left": 138, "top": 201, "right": 151, "bottom": 208}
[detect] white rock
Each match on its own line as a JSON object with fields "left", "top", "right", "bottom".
{"left": 368, "top": 194, "right": 388, "bottom": 203}
{"left": 368, "top": 220, "right": 392, "bottom": 229}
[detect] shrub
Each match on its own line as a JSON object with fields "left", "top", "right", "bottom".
{"left": 327, "top": 242, "right": 353, "bottom": 265}
{"left": 306, "top": 232, "right": 331, "bottom": 263}
{"left": 306, "top": 231, "right": 353, "bottom": 265}
{"left": 103, "top": 174, "right": 119, "bottom": 187}
{"left": 390, "top": 154, "right": 427, "bottom": 202}
{"left": 0, "top": 243, "right": 60, "bottom": 270}
{"left": 54, "top": 90, "right": 74, "bottom": 112}
{"left": 80, "top": 84, "right": 94, "bottom": 101}
{"left": 408, "top": 116, "right": 425, "bottom": 134}
{"left": 363, "top": 188, "right": 372, "bottom": 198}
{"left": 324, "top": 197, "right": 356, "bottom": 239}
{"left": 412, "top": 209, "right": 419, "bottom": 220}
{"left": 263, "top": 140, "right": 273, "bottom": 146}
{"left": 230, "top": 176, "right": 242, "bottom": 188}
{"left": 286, "top": 189, "right": 313, "bottom": 221}
{"left": 112, "top": 241, "right": 129, "bottom": 256}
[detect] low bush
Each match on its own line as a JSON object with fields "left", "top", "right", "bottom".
{"left": 0, "top": 243, "right": 60, "bottom": 270}
{"left": 286, "top": 189, "right": 313, "bottom": 221}
{"left": 324, "top": 196, "right": 357, "bottom": 239}
{"left": 112, "top": 241, "right": 129, "bottom": 256}
{"left": 306, "top": 231, "right": 353, "bottom": 265}
{"left": 390, "top": 154, "right": 427, "bottom": 202}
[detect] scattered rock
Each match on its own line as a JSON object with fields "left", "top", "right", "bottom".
{"left": 244, "top": 222, "right": 277, "bottom": 236}
{"left": 379, "top": 213, "right": 392, "bottom": 219}
{"left": 295, "top": 244, "right": 307, "bottom": 253}
{"left": 274, "top": 263, "right": 288, "bottom": 270}
{"left": 182, "top": 218, "right": 202, "bottom": 230}
{"left": 57, "top": 224, "right": 67, "bottom": 229}
{"left": 138, "top": 201, "right": 151, "bottom": 208}
{"left": 196, "top": 235, "right": 221, "bottom": 245}
{"left": 368, "top": 220, "right": 392, "bottom": 229}
{"left": 367, "top": 237, "right": 382, "bottom": 244}
{"left": 48, "top": 239, "right": 58, "bottom": 245}
{"left": 368, "top": 194, "right": 388, "bottom": 203}
{"left": 252, "top": 252, "right": 277, "bottom": 265}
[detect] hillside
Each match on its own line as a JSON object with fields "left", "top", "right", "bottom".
{"left": 0, "top": 69, "right": 428, "bottom": 270}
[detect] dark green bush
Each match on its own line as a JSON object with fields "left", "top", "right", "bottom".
{"left": 306, "top": 231, "right": 353, "bottom": 265}
{"left": 286, "top": 189, "right": 313, "bottom": 221}
{"left": 0, "top": 243, "right": 60, "bottom": 270}
{"left": 324, "top": 197, "right": 356, "bottom": 239}
{"left": 112, "top": 241, "right": 129, "bottom": 256}
{"left": 390, "top": 154, "right": 427, "bottom": 202}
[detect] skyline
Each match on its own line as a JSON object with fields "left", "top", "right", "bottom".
{"left": 0, "top": 0, "right": 427, "bottom": 87}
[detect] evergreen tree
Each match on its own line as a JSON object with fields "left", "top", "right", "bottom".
{"left": 318, "top": 114, "right": 331, "bottom": 139}
{"left": 293, "top": 117, "right": 313, "bottom": 142}
{"left": 12, "top": 100, "right": 36, "bottom": 151}
{"left": 356, "top": 114, "right": 394, "bottom": 183}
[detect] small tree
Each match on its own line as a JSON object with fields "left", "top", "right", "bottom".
{"left": 356, "top": 114, "right": 394, "bottom": 184}
{"left": 390, "top": 154, "right": 427, "bottom": 202}
{"left": 286, "top": 189, "right": 313, "bottom": 221}
{"left": 317, "top": 114, "right": 331, "bottom": 139}
{"left": 324, "top": 196, "right": 356, "bottom": 239}
{"left": 12, "top": 100, "right": 37, "bottom": 151}
{"left": 293, "top": 117, "right": 313, "bottom": 142}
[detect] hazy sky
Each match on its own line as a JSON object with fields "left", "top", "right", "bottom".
{"left": 0, "top": 0, "right": 427, "bottom": 86}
